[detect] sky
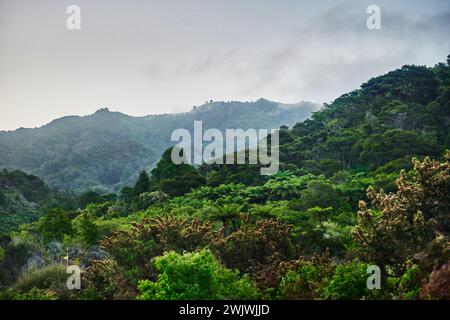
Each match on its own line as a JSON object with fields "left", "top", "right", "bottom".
{"left": 0, "top": 0, "right": 449, "bottom": 131}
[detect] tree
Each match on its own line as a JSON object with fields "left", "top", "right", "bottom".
{"left": 421, "top": 261, "right": 450, "bottom": 299}
{"left": 79, "top": 191, "right": 101, "bottom": 208}
{"left": 359, "top": 129, "right": 441, "bottom": 167}
{"left": 150, "top": 147, "right": 195, "bottom": 183}
{"left": 159, "top": 170, "right": 206, "bottom": 197}
{"left": 39, "top": 209, "right": 73, "bottom": 242}
{"left": 297, "top": 180, "right": 341, "bottom": 211}
{"left": 353, "top": 152, "right": 450, "bottom": 275}
{"left": 119, "top": 186, "right": 134, "bottom": 203}
{"left": 133, "top": 171, "right": 150, "bottom": 196}
{"left": 210, "top": 203, "right": 244, "bottom": 235}
{"left": 135, "top": 191, "right": 169, "bottom": 210}
{"left": 150, "top": 147, "right": 206, "bottom": 196}
{"left": 79, "top": 213, "right": 99, "bottom": 247}
{"left": 277, "top": 254, "right": 333, "bottom": 299}
{"left": 318, "top": 129, "right": 362, "bottom": 168}
{"left": 0, "top": 241, "right": 32, "bottom": 286}
{"left": 0, "top": 190, "right": 5, "bottom": 206}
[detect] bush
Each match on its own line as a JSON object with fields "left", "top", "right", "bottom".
{"left": 215, "top": 219, "right": 296, "bottom": 276}
{"left": 0, "top": 242, "right": 32, "bottom": 286}
{"left": 353, "top": 153, "right": 450, "bottom": 275}
{"left": 95, "top": 216, "right": 218, "bottom": 298}
{"left": 322, "top": 260, "right": 369, "bottom": 300}
{"left": 0, "top": 288, "right": 58, "bottom": 300}
{"left": 421, "top": 262, "right": 450, "bottom": 300}
{"left": 77, "top": 213, "right": 99, "bottom": 247}
{"left": 14, "top": 264, "right": 71, "bottom": 299}
{"left": 137, "top": 249, "right": 260, "bottom": 300}
{"left": 277, "top": 253, "right": 333, "bottom": 299}
{"left": 136, "top": 191, "right": 169, "bottom": 210}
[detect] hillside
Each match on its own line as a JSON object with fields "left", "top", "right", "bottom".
{"left": 0, "top": 170, "right": 76, "bottom": 234}
{"left": 0, "top": 57, "right": 449, "bottom": 300}
{"left": 202, "top": 61, "right": 450, "bottom": 185}
{"left": 0, "top": 99, "right": 318, "bottom": 194}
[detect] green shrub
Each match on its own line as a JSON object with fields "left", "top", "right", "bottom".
{"left": 277, "top": 256, "right": 333, "bottom": 299}
{"left": 215, "top": 219, "right": 295, "bottom": 275}
{"left": 322, "top": 260, "right": 369, "bottom": 300}
{"left": 0, "top": 288, "right": 58, "bottom": 300}
{"left": 77, "top": 213, "right": 99, "bottom": 247}
{"left": 97, "top": 216, "right": 218, "bottom": 298}
{"left": 137, "top": 249, "right": 260, "bottom": 300}
{"left": 15, "top": 264, "right": 70, "bottom": 298}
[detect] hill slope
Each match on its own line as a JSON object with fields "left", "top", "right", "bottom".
{"left": 0, "top": 99, "right": 318, "bottom": 193}
{"left": 1, "top": 57, "right": 449, "bottom": 300}
{"left": 0, "top": 170, "right": 76, "bottom": 234}
{"left": 201, "top": 60, "right": 450, "bottom": 186}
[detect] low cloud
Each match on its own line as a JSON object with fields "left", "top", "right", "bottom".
{"left": 140, "top": 2, "right": 450, "bottom": 105}
{"left": 239, "top": 3, "right": 450, "bottom": 103}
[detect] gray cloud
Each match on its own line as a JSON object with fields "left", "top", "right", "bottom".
{"left": 0, "top": 0, "right": 449, "bottom": 130}
{"left": 232, "top": 2, "right": 450, "bottom": 103}
{"left": 142, "top": 50, "right": 237, "bottom": 79}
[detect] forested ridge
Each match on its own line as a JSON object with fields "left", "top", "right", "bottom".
{"left": 0, "top": 56, "right": 449, "bottom": 300}
{"left": 0, "top": 100, "right": 317, "bottom": 194}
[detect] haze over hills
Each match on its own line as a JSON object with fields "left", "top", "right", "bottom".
{"left": 0, "top": 99, "right": 318, "bottom": 193}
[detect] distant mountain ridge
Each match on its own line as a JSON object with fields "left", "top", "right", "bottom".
{"left": 0, "top": 99, "right": 318, "bottom": 193}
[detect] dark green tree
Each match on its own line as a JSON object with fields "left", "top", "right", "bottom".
{"left": 119, "top": 186, "right": 134, "bottom": 203}
{"left": 79, "top": 213, "right": 99, "bottom": 247}
{"left": 150, "top": 147, "right": 206, "bottom": 196}
{"left": 133, "top": 171, "right": 150, "bottom": 196}
{"left": 79, "top": 191, "right": 101, "bottom": 208}
{"left": 39, "top": 208, "right": 73, "bottom": 242}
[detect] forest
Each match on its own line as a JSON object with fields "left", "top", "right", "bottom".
{"left": 0, "top": 99, "right": 317, "bottom": 194}
{"left": 0, "top": 56, "right": 449, "bottom": 300}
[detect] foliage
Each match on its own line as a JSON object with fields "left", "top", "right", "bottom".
{"left": 420, "top": 262, "right": 450, "bottom": 300}
{"left": 137, "top": 249, "right": 260, "bottom": 300}
{"left": 133, "top": 171, "right": 150, "bottom": 197}
{"left": 322, "top": 260, "right": 369, "bottom": 300}
{"left": 0, "top": 101, "right": 315, "bottom": 193}
{"left": 215, "top": 219, "right": 297, "bottom": 282}
{"left": 150, "top": 148, "right": 206, "bottom": 197}
{"left": 277, "top": 253, "right": 333, "bottom": 299}
{"left": 296, "top": 180, "right": 341, "bottom": 210}
{"left": 78, "top": 213, "right": 99, "bottom": 247}
{"left": 0, "top": 288, "right": 58, "bottom": 300}
{"left": 95, "top": 216, "right": 218, "bottom": 298}
{"left": 2, "top": 56, "right": 450, "bottom": 300}
{"left": 38, "top": 208, "right": 74, "bottom": 242}
{"left": 14, "top": 264, "right": 70, "bottom": 299}
{"left": 0, "top": 241, "right": 33, "bottom": 286}
{"left": 135, "top": 191, "right": 169, "bottom": 210}
{"left": 353, "top": 152, "right": 450, "bottom": 275}
{"left": 0, "top": 170, "right": 77, "bottom": 234}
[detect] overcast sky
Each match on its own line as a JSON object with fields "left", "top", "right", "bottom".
{"left": 0, "top": 0, "right": 449, "bottom": 131}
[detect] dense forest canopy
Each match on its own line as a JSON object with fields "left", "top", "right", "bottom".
{"left": 0, "top": 56, "right": 449, "bottom": 300}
